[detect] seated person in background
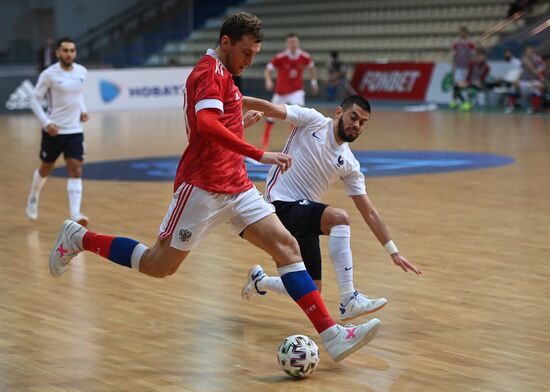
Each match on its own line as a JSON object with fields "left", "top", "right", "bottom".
{"left": 485, "top": 49, "right": 521, "bottom": 107}
{"left": 506, "top": 45, "right": 545, "bottom": 114}
{"left": 500, "top": 49, "right": 522, "bottom": 86}
{"left": 453, "top": 49, "right": 490, "bottom": 111}
{"left": 325, "top": 51, "right": 355, "bottom": 101}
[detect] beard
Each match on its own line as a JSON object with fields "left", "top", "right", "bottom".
{"left": 337, "top": 117, "right": 358, "bottom": 142}
{"left": 60, "top": 57, "right": 74, "bottom": 67}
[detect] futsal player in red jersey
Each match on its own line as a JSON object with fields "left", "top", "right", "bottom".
{"left": 262, "top": 33, "right": 318, "bottom": 150}
{"left": 48, "top": 12, "right": 380, "bottom": 362}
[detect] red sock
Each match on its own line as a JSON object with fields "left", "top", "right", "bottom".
{"left": 82, "top": 231, "right": 115, "bottom": 258}
{"left": 296, "top": 291, "right": 336, "bottom": 333}
{"left": 262, "top": 121, "right": 274, "bottom": 150}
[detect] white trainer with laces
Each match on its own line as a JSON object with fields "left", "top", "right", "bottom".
{"left": 339, "top": 291, "right": 387, "bottom": 322}
{"left": 49, "top": 220, "right": 87, "bottom": 277}
{"left": 26, "top": 196, "right": 38, "bottom": 220}
{"left": 71, "top": 213, "right": 89, "bottom": 228}
{"left": 241, "top": 264, "right": 267, "bottom": 300}
{"left": 323, "top": 318, "right": 381, "bottom": 362}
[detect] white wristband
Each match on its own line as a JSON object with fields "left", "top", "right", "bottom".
{"left": 310, "top": 79, "right": 318, "bottom": 87}
{"left": 384, "top": 240, "right": 399, "bottom": 255}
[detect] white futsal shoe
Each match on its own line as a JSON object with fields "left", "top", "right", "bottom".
{"left": 241, "top": 264, "right": 267, "bottom": 300}
{"left": 49, "top": 220, "right": 87, "bottom": 277}
{"left": 339, "top": 291, "right": 387, "bottom": 322}
{"left": 26, "top": 196, "right": 38, "bottom": 220}
{"left": 322, "top": 319, "right": 381, "bottom": 362}
{"left": 71, "top": 213, "right": 89, "bottom": 228}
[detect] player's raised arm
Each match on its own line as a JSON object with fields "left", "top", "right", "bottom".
{"left": 243, "top": 96, "right": 286, "bottom": 120}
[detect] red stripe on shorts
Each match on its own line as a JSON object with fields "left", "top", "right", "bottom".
{"left": 159, "top": 183, "right": 193, "bottom": 239}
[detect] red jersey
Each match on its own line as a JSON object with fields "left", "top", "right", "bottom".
{"left": 268, "top": 49, "right": 314, "bottom": 95}
{"left": 174, "top": 49, "right": 260, "bottom": 194}
{"left": 466, "top": 60, "right": 490, "bottom": 86}
{"left": 452, "top": 38, "right": 476, "bottom": 69}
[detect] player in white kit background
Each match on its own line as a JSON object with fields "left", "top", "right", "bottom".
{"left": 241, "top": 95, "right": 422, "bottom": 321}
{"left": 27, "top": 37, "right": 89, "bottom": 226}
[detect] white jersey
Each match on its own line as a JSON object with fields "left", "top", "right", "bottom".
{"left": 266, "top": 105, "right": 366, "bottom": 203}
{"left": 30, "top": 62, "right": 87, "bottom": 134}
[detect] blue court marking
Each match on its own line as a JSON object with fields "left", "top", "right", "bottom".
{"left": 51, "top": 150, "right": 514, "bottom": 182}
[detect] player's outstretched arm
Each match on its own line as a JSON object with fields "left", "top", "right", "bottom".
{"left": 351, "top": 194, "right": 422, "bottom": 275}
{"left": 197, "top": 108, "right": 263, "bottom": 161}
{"left": 243, "top": 96, "right": 287, "bottom": 120}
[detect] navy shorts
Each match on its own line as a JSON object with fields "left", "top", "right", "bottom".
{"left": 40, "top": 131, "right": 84, "bottom": 163}
{"left": 273, "top": 199, "right": 328, "bottom": 280}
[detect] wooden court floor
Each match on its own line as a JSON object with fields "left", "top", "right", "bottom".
{"left": 0, "top": 107, "right": 549, "bottom": 391}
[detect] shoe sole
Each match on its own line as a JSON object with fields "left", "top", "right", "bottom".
{"left": 48, "top": 220, "right": 73, "bottom": 277}
{"left": 333, "top": 319, "right": 381, "bottom": 362}
{"left": 340, "top": 301, "right": 387, "bottom": 322}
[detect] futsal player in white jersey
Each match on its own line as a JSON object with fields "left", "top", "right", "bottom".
{"left": 27, "top": 37, "right": 89, "bottom": 226}
{"left": 241, "top": 95, "right": 422, "bottom": 322}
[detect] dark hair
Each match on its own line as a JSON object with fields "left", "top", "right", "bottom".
{"left": 56, "top": 37, "right": 75, "bottom": 49}
{"left": 287, "top": 32, "right": 299, "bottom": 39}
{"left": 459, "top": 25, "right": 469, "bottom": 33}
{"left": 340, "top": 95, "right": 371, "bottom": 113}
{"left": 219, "top": 12, "right": 263, "bottom": 44}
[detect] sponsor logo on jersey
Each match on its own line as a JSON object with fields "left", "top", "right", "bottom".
{"left": 312, "top": 131, "right": 321, "bottom": 140}
{"left": 335, "top": 155, "right": 344, "bottom": 168}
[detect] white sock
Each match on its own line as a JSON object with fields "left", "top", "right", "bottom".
{"left": 67, "top": 178, "right": 83, "bottom": 218}
{"left": 131, "top": 243, "right": 148, "bottom": 271}
{"left": 328, "top": 225, "right": 355, "bottom": 303}
{"left": 29, "top": 169, "right": 47, "bottom": 201}
{"left": 256, "top": 275, "right": 288, "bottom": 295}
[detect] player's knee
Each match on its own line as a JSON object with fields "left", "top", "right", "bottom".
{"left": 141, "top": 248, "right": 185, "bottom": 278}
{"left": 67, "top": 166, "right": 82, "bottom": 177}
{"left": 277, "top": 232, "right": 302, "bottom": 261}
{"left": 331, "top": 208, "right": 350, "bottom": 226}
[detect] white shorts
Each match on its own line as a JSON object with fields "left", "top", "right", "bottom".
{"left": 454, "top": 68, "right": 468, "bottom": 83}
{"left": 158, "top": 182, "right": 275, "bottom": 251}
{"left": 272, "top": 90, "right": 305, "bottom": 106}
{"left": 519, "top": 79, "right": 542, "bottom": 95}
